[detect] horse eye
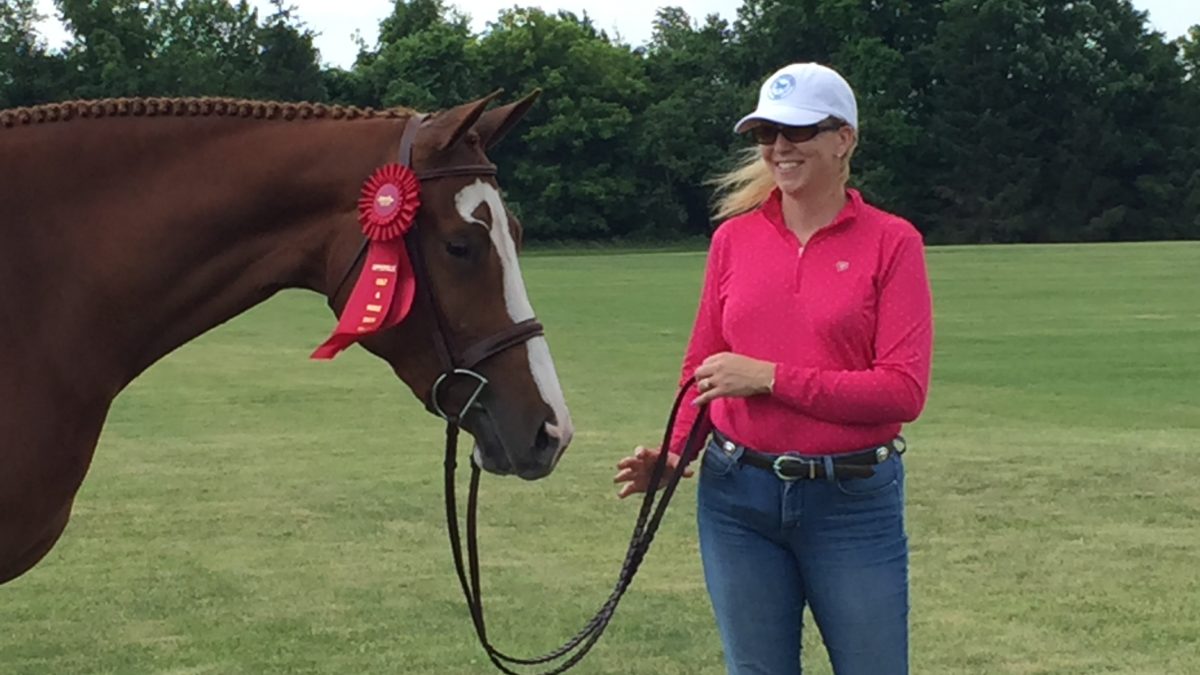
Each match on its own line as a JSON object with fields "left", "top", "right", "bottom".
{"left": 445, "top": 241, "right": 471, "bottom": 258}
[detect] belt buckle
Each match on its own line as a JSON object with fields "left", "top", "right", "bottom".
{"left": 771, "top": 455, "right": 813, "bottom": 481}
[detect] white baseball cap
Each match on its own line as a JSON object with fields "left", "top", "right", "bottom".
{"left": 734, "top": 63, "right": 858, "bottom": 133}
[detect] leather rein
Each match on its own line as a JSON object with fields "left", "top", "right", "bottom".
{"left": 329, "top": 113, "right": 708, "bottom": 673}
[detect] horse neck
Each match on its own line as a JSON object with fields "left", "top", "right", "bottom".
{"left": 9, "top": 114, "right": 407, "bottom": 394}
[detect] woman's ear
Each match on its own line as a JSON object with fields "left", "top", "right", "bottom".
{"left": 835, "top": 126, "right": 857, "bottom": 159}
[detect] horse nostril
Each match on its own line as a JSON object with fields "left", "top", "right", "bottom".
{"left": 534, "top": 423, "right": 554, "bottom": 454}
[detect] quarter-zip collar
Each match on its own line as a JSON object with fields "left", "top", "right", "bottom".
{"left": 761, "top": 187, "right": 863, "bottom": 246}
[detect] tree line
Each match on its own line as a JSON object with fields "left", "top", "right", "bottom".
{"left": 3, "top": 0, "right": 1199, "bottom": 243}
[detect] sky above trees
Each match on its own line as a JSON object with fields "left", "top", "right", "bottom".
{"left": 31, "top": 0, "right": 1200, "bottom": 68}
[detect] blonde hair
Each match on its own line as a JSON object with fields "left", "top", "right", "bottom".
{"left": 710, "top": 124, "right": 859, "bottom": 221}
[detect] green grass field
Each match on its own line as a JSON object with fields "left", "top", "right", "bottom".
{"left": 3, "top": 241, "right": 1199, "bottom": 674}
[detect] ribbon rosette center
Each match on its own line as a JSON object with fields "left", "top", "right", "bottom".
{"left": 359, "top": 164, "right": 421, "bottom": 242}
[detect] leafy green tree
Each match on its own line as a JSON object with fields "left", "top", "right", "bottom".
{"left": 146, "top": 0, "right": 263, "bottom": 96}
{"left": 918, "top": 0, "right": 1196, "bottom": 242}
{"left": 1180, "top": 25, "right": 1200, "bottom": 77}
{"left": 6, "top": 0, "right": 1197, "bottom": 243}
{"left": 55, "top": 0, "right": 159, "bottom": 97}
{"left": 377, "top": 0, "right": 453, "bottom": 45}
{"left": 1, "top": 0, "right": 68, "bottom": 107}
{"left": 475, "top": 8, "right": 650, "bottom": 240}
{"left": 636, "top": 7, "right": 746, "bottom": 234}
{"left": 345, "top": 0, "right": 479, "bottom": 110}
{"left": 46, "top": 0, "right": 324, "bottom": 100}
{"left": 1170, "top": 26, "right": 1200, "bottom": 237}
{"left": 253, "top": 1, "right": 326, "bottom": 101}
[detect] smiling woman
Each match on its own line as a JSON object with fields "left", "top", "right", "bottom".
{"left": 614, "top": 62, "right": 933, "bottom": 675}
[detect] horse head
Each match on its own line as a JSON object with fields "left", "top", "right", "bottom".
{"left": 0, "top": 92, "right": 578, "bottom": 586}
{"left": 324, "top": 92, "right": 573, "bottom": 480}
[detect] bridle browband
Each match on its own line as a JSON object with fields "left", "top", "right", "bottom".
{"left": 327, "top": 113, "right": 707, "bottom": 673}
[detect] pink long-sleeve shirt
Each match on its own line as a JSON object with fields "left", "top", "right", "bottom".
{"left": 669, "top": 188, "right": 933, "bottom": 456}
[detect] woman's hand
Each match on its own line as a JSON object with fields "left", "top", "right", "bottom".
{"left": 693, "top": 352, "right": 775, "bottom": 406}
{"left": 613, "top": 445, "right": 694, "bottom": 499}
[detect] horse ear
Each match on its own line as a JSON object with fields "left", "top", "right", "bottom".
{"left": 475, "top": 89, "right": 541, "bottom": 149}
{"left": 426, "top": 90, "right": 505, "bottom": 152}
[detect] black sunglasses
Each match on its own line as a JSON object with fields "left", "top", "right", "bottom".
{"left": 749, "top": 122, "right": 842, "bottom": 145}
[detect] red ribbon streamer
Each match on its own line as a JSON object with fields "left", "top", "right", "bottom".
{"left": 311, "top": 164, "right": 421, "bottom": 360}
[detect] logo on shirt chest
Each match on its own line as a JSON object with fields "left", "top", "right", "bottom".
{"left": 835, "top": 260, "right": 851, "bottom": 272}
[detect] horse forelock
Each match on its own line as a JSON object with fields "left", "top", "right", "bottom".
{"left": 0, "top": 97, "right": 418, "bottom": 131}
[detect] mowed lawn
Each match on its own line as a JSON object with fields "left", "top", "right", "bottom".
{"left": 2, "top": 241, "right": 1198, "bottom": 674}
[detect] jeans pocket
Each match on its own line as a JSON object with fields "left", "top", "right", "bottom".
{"left": 700, "top": 439, "right": 738, "bottom": 478}
{"left": 835, "top": 455, "right": 902, "bottom": 497}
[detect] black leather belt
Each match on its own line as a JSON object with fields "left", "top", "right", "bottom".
{"left": 712, "top": 429, "right": 906, "bottom": 481}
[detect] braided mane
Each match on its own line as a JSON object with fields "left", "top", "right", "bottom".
{"left": 0, "top": 97, "right": 415, "bottom": 130}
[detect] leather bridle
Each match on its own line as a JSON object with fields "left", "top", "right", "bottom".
{"left": 328, "top": 113, "right": 708, "bottom": 673}
{"left": 328, "top": 113, "right": 545, "bottom": 422}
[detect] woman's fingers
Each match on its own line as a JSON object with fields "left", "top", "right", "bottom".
{"left": 613, "top": 467, "right": 638, "bottom": 483}
{"left": 614, "top": 445, "right": 694, "bottom": 498}
{"left": 617, "top": 482, "right": 641, "bottom": 499}
{"left": 693, "top": 383, "right": 722, "bottom": 406}
{"left": 616, "top": 446, "right": 656, "bottom": 470}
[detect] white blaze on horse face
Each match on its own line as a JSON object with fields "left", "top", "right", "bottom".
{"left": 454, "top": 181, "right": 574, "bottom": 447}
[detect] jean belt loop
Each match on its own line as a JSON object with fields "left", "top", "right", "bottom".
{"left": 822, "top": 455, "right": 836, "bottom": 482}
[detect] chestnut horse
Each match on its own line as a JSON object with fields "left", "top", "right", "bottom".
{"left": 0, "top": 92, "right": 573, "bottom": 585}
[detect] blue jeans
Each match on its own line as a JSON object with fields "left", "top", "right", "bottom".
{"left": 697, "top": 437, "right": 909, "bottom": 675}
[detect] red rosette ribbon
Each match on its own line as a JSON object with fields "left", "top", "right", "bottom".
{"left": 358, "top": 163, "right": 421, "bottom": 241}
{"left": 311, "top": 165, "right": 423, "bottom": 360}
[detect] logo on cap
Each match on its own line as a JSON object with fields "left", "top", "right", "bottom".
{"left": 768, "top": 74, "right": 796, "bottom": 100}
